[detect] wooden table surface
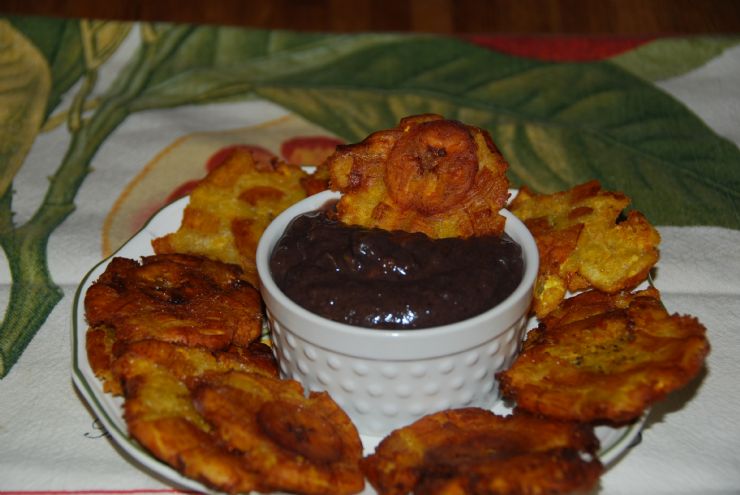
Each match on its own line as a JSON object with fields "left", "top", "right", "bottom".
{"left": 2, "top": 0, "right": 739, "bottom": 34}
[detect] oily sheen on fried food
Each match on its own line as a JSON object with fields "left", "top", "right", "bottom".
{"left": 362, "top": 407, "right": 603, "bottom": 495}
{"left": 151, "top": 148, "right": 309, "bottom": 286}
{"left": 509, "top": 180, "right": 661, "bottom": 318}
{"left": 498, "top": 287, "right": 710, "bottom": 423}
{"left": 86, "top": 253, "right": 365, "bottom": 495}
{"left": 321, "top": 114, "right": 510, "bottom": 239}
{"left": 84, "top": 253, "right": 263, "bottom": 394}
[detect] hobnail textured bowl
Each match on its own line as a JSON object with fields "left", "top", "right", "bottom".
{"left": 256, "top": 190, "right": 539, "bottom": 437}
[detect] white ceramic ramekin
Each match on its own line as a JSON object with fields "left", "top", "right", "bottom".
{"left": 256, "top": 190, "right": 538, "bottom": 437}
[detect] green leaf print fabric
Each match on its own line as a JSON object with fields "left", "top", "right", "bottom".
{"left": 0, "top": 15, "right": 738, "bottom": 495}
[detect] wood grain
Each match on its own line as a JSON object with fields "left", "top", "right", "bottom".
{"left": 1, "top": 0, "right": 739, "bottom": 34}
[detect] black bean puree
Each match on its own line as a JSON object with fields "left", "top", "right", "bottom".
{"left": 269, "top": 208, "right": 524, "bottom": 330}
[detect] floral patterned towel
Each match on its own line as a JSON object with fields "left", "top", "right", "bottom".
{"left": 0, "top": 16, "right": 738, "bottom": 494}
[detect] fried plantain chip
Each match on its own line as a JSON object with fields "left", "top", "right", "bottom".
{"left": 509, "top": 180, "right": 661, "bottom": 318}
{"left": 362, "top": 407, "right": 602, "bottom": 495}
{"left": 498, "top": 288, "right": 710, "bottom": 423}
{"left": 85, "top": 253, "right": 262, "bottom": 393}
{"left": 325, "top": 114, "right": 510, "bottom": 238}
{"left": 110, "top": 336, "right": 363, "bottom": 495}
{"left": 114, "top": 344, "right": 274, "bottom": 494}
{"left": 152, "top": 148, "right": 308, "bottom": 285}
{"left": 192, "top": 370, "right": 364, "bottom": 495}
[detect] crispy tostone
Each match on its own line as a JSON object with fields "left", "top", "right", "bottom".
{"left": 509, "top": 180, "right": 661, "bottom": 318}
{"left": 152, "top": 148, "right": 308, "bottom": 285}
{"left": 85, "top": 253, "right": 263, "bottom": 394}
{"left": 113, "top": 342, "right": 276, "bottom": 494}
{"left": 192, "top": 371, "right": 365, "bottom": 495}
{"left": 362, "top": 407, "right": 602, "bottom": 495}
{"left": 498, "top": 288, "right": 710, "bottom": 423}
{"left": 112, "top": 339, "right": 363, "bottom": 495}
{"left": 323, "top": 114, "right": 510, "bottom": 239}
{"left": 114, "top": 341, "right": 363, "bottom": 494}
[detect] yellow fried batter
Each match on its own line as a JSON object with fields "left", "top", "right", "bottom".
{"left": 325, "top": 114, "right": 510, "bottom": 238}
{"left": 509, "top": 180, "right": 661, "bottom": 318}
{"left": 498, "top": 288, "right": 709, "bottom": 423}
{"left": 362, "top": 407, "right": 602, "bottom": 495}
{"left": 111, "top": 339, "right": 363, "bottom": 495}
{"left": 85, "top": 253, "right": 262, "bottom": 394}
{"left": 114, "top": 343, "right": 277, "bottom": 494}
{"left": 152, "top": 148, "right": 308, "bottom": 285}
{"left": 193, "top": 371, "right": 365, "bottom": 495}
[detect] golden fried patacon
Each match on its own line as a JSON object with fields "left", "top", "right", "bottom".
{"left": 113, "top": 345, "right": 272, "bottom": 494}
{"left": 152, "top": 148, "right": 308, "bottom": 285}
{"left": 362, "top": 407, "right": 602, "bottom": 495}
{"left": 325, "top": 114, "right": 510, "bottom": 238}
{"left": 113, "top": 337, "right": 362, "bottom": 494}
{"left": 193, "top": 371, "right": 365, "bottom": 495}
{"left": 85, "top": 253, "right": 262, "bottom": 393}
{"left": 498, "top": 288, "right": 709, "bottom": 423}
{"left": 509, "top": 180, "right": 661, "bottom": 318}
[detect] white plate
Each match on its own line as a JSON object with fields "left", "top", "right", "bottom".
{"left": 71, "top": 196, "right": 646, "bottom": 495}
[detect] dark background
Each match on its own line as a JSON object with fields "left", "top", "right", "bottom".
{"left": 2, "top": 0, "right": 740, "bottom": 34}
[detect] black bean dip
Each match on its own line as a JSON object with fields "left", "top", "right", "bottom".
{"left": 269, "top": 209, "right": 524, "bottom": 330}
